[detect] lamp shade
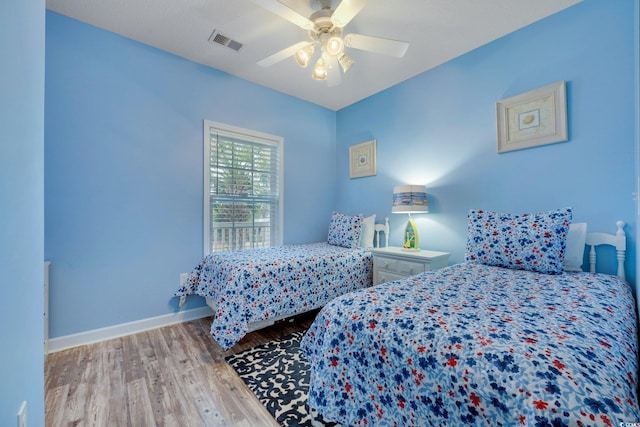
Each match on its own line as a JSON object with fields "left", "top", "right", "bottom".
{"left": 326, "top": 36, "right": 345, "bottom": 57}
{"left": 312, "top": 56, "right": 327, "bottom": 80}
{"left": 294, "top": 44, "right": 315, "bottom": 68}
{"left": 338, "top": 53, "right": 355, "bottom": 73}
{"left": 392, "top": 185, "right": 428, "bottom": 213}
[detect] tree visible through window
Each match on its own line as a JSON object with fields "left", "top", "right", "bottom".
{"left": 203, "top": 121, "right": 283, "bottom": 254}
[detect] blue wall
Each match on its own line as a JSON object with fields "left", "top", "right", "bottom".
{"left": 0, "top": 0, "right": 46, "bottom": 426}
{"left": 45, "top": 12, "right": 337, "bottom": 337}
{"left": 336, "top": 0, "right": 637, "bottom": 284}
{"left": 45, "top": 0, "right": 638, "bottom": 341}
{"left": 636, "top": 0, "right": 640, "bottom": 312}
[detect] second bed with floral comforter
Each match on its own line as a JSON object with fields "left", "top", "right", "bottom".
{"left": 301, "top": 262, "right": 640, "bottom": 426}
{"left": 175, "top": 242, "right": 372, "bottom": 349}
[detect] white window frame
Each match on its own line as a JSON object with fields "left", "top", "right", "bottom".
{"left": 203, "top": 120, "right": 284, "bottom": 256}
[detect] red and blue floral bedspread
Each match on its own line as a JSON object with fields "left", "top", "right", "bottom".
{"left": 302, "top": 262, "right": 640, "bottom": 426}
{"left": 175, "top": 242, "right": 372, "bottom": 350}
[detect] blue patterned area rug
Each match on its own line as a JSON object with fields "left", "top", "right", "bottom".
{"left": 225, "top": 330, "right": 339, "bottom": 427}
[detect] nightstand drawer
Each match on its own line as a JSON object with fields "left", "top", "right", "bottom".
{"left": 371, "top": 247, "right": 451, "bottom": 286}
{"left": 377, "top": 258, "right": 424, "bottom": 276}
{"left": 374, "top": 270, "right": 406, "bottom": 285}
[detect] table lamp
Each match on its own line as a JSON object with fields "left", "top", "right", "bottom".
{"left": 392, "top": 185, "right": 428, "bottom": 250}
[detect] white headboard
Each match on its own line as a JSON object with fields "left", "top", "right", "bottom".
{"left": 584, "top": 220, "right": 626, "bottom": 280}
{"left": 374, "top": 217, "right": 390, "bottom": 248}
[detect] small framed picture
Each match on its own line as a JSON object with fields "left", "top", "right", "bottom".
{"left": 349, "top": 139, "right": 377, "bottom": 178}
{"left": 496, "top": 81, "right": 568, "bottom": 153}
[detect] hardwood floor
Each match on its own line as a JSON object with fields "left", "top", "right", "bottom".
{"left": 45, "top": 311, "right": 317, "bottom": 427}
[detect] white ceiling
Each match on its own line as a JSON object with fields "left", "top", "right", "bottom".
{"left": 45, "top": 0, "right": 582, "bottom": 111}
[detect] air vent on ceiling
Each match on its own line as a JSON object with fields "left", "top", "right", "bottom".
{"left": 208, "top": 30, "right": 243, "bottom": 52}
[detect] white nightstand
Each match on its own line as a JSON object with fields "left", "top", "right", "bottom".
{"left": 371, "top": 246, "right": 450, "bottom": 285}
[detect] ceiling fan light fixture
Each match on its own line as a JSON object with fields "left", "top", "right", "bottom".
{"left": 326, "top": 36, "right": 344, "bottom": 57}
{"left": 338, "top": 53, "right": 355, "bottom": 73}
{"left": 312, "top": 57, "right": 327, "bottom": 80}
{"left": 252, "top": 0, "right": 410, "bottom": 87}
{"left": 294, "top": 44, "right": 315, "bottom": 67}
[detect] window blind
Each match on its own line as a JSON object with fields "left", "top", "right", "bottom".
{"left": 204, "top": 123, "right": 282, "bottom": 253}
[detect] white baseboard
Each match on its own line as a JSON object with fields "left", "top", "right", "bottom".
{"left": 46, "top": 306, "right": 213, "bottom": 354}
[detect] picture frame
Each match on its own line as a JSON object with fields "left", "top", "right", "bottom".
{"left": 349, "top": 139, "right": 377, "bottom": 178}
{"left": 496, "top": 81, "right": 568, "bottom": 153}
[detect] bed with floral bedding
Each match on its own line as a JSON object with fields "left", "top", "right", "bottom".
{"left": 175, "top": 212, "right": 387, "bottom": 350}
{"left": 301, "top": 207, "right": 640, "bottom": 426}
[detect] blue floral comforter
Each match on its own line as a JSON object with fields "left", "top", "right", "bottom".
{"left": 175, "top": 242, "right": 372, "bottom": 350}
{"left": 301, "top": 262, "right": 640, "bottom": 426}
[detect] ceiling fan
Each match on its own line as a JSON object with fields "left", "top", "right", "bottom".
{"left": 251, "top": 0, "right": 410, "bottom": 87}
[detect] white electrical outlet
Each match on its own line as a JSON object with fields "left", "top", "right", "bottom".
{"left": 17, "top": 401, "right": 27, "bottom": 427}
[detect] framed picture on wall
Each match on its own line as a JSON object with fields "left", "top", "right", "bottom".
{"left": 349, "top": 139, "right": 377, "bottom": 178}
{"left": 496, "top": 81, "right": 568, "bottom": 153}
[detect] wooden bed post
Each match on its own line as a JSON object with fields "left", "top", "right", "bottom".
{"left": 615, "top": 220, "right": 626, "bottom": 281}
{"left": 374, "top": 217, "right": 390, "bottom": 248}
{"left": 586, "top": 220, "right": 626, "bottom": 281}
{"left": 385, "top": 217, "right": 389, "bottom": 248}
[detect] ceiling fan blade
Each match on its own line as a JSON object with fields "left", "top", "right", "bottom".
{"left": 331, "top": 0, "right": 368, "bottom": 28}
{"left": 250, "top": 0, "right": 314, "bottom": 30}
{"left": 325, "top": 55, "right": 342, "bottom": 87}
{"left": 344, "top": 33, "right": 409, "bottom": 58}
{"left": 257, "top": 41, "right": 313, "bottom": 67}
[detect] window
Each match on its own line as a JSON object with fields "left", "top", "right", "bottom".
{"left": 203, "top": 121, "right": 283, "bottom": 254}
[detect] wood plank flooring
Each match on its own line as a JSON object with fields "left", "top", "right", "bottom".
{"left": 45, "top": 311, "right": 317, "bottom": 427}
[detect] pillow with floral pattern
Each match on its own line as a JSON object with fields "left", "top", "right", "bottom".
{"left": 328, "top": 211, "right": 364, "bottom": 248}
{"left": 465, "top": 207, "right": 572, "bottom": 274}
